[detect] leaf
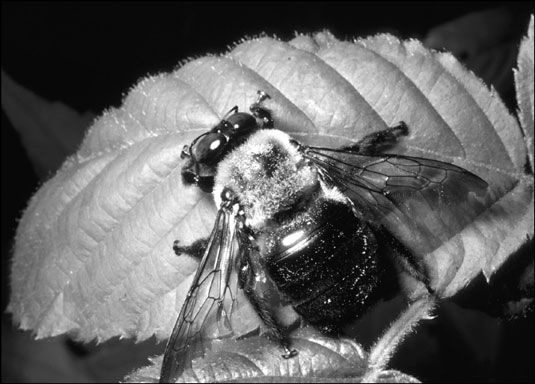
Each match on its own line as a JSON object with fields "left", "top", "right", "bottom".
{"left": 514, "top": 15, "right": 534, "bottom": 171}
{"left": 423, "top": 7, "right": 528, "bottom": 108}
{"left": 1, "top": 70, "right": 95, "bottom": 178}
{"left": 8, "top": 27, "right": 532, "bottom": 360}
{"left": 123, "top": 327, "right": 420, "bottom": 383}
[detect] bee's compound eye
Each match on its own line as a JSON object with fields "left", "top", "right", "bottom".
{"left": 191, "top": 132, "right": 228, "bottom": 164}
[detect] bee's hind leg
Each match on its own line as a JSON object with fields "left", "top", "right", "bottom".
{"left": 173, "top": 238, "right": 209, "bottom": 259}
{"left": 238, "top": 252, "right": 298, "bottom": 359}
{"left": 343, "top": 121, "right": 409, "bottom": 155}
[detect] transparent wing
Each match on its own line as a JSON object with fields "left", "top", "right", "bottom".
{"left": 160, "top": 203, "right": 241, "bottom": 383}
{"left": 305, "top": 146, "right": 490, "bottom": 286}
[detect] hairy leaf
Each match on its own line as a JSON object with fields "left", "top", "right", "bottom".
{"left": 514, "top": 15, "right": 534, "bottom": 171}
{"left": 124, "top": 327, "right": 419, "bottom": 383}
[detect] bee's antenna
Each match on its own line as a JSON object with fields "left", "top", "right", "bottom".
{"left": 222, "top": 106, "right": 239, "bottom": 120}
{"left": 250, "top": 91, "right": 274, "bottom": 128}
{"left": 180, "top": 144, "right": 191, "bottom": 159}
{"left": 255, "top": 90, "right": 271, "bottom": 105}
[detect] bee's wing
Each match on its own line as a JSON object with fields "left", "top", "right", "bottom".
{"left": 160, "top": 203, "right": 241, "bottom": 383}
{"left": 305, "top": 147, "right": 489, "bottom": 281}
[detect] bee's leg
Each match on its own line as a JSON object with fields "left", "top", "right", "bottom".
{"left": 172, "top": 238, "right": 209, "bottom": 259}
{"left": 250, "top": 90, "right": 274, "bottom": 128}
{"left": 343, "top": 121, "right": 409, "bottom": 155}
{"left": 238, "top": 254, "right": 298, "bottom": 359}
{"left": 377, "top": 228, "right": 435, "bottom": 295}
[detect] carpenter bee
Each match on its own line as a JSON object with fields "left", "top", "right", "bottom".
{"left": 160, "top": 91, "right": 489, "bottom": 382}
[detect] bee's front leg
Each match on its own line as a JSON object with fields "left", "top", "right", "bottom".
{"left": 343, "top": 121, "right": 409, "bottom": 155}
{"left": 172, "top": 238, "right": 209, "bottom": 259}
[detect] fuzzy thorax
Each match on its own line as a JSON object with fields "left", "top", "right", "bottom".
{"left": 214, "top": 130, "right": 318, "bottom": 229}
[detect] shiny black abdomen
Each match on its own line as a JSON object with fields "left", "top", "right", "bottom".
{"left": 259, "top": 199, "right": 388, "bottom": 333}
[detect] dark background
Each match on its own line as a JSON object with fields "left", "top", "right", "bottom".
{"left": 2, "top": 1, "right": 533, "bottom": 382}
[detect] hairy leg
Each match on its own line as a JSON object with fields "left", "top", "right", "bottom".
{"left": 238, "top": 253, "right": 297, "bottom": 358}
{"left": 172, "top": 238, "right": 210, "bottom": 259}
{"left": 343, "top": 122, "right": 409, "bottom": 155}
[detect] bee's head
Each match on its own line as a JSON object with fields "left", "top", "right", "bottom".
{"left": 181, "top": 108, "right": 260, "bottom": 192}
